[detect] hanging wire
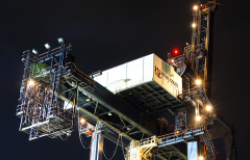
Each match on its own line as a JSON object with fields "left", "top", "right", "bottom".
{"left": 121, "top": 135, "right": 127, "bottom": 160}
{"left": 59, "top": 135, "right": 69, "bottom": 141}
{"left": 78, "top": 106, "right": 91, "bottom": 149}
{"left": 101, "top": 133, "right": 121, "bottom": 160}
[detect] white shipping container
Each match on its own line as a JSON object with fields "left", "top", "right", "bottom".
{"left": 94, "top": 54, "right": 182, "bottom": 99}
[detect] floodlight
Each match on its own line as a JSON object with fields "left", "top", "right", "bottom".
{"left": 80, "top": 118, "right": 85, "bottom": 124}
{"left": 32, "top": 49, "right": 38, "bottom": 54}
{"left": 57, "top": 37, "right": 64, "bottom": 44}
{"left": 196, "top": 116, "right": 201, "bottom": 121}
{"left": 28, "top": 79, "right": 35, "bottom": 86}
{"left": 44, "top": 43, "right": 50, "bottom": 49}
{"left": 195, "top": 79, "right": 201, "bottom": 85}
{"left": 198, "top": 156, "right": 204, "bottom": 160}
{"left": 206, "top": 105, "right": 212, "bottom": 111}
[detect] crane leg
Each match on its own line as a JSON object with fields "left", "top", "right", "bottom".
{"left": 187, "top": 141, "right": 198, "bottom": 160}
{"left": 90, "top": 130, "right": 104, "bottom": 160}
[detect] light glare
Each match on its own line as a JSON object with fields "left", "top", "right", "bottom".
{"left": 80, "top": 118, "right": 85, "bottom": 124}
{"left": 192, "top": 23, "right": 196, "bottom": 27}
{"left": 206, "top": 105, "right": 212, "bottom": 111}
{"left": 196, "top": 116, "right": 201, "bottom": 121}
{"left": 198, "top": 156, "right": 204, "bottom": 160}
{"left": 193, "top": 5, "right": 198, "bottom": 10}
{"left": 195, "top": 79, "right": 201, "bottom": 85}
{"left": 28, "top": 80, "right": 35, "bottom": 86}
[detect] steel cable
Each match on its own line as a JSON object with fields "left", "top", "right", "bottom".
{"left": 78, "top": 106, "right": 91, "bottom": 149}
{"left": 121, "top": 135, "right": 127, "bottom": 160}
{"left": 101, "top": 133, "right": 120, "bottom": 160}
{"left": 59, "top": 135, "right": 69, "bottom": 141}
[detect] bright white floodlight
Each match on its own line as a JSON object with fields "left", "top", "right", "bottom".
{"left": 32, "top": 49, "right": 38, "bottom": 54}
{"left": 57, "top": 37, "right": 64, "bottom": 44}
{"left": 80, "top": 118, "right": 85, "bottom": 124}
{"left": 44, "top": 43, "right": 50, "bottom": 49}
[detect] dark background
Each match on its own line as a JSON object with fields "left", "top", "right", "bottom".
{"left": 0, "top": 0, "right": 249, "bottom": 159}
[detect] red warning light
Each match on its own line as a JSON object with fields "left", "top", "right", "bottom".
{"left": 174, "top": 49, "right": 178, "bottom": 54}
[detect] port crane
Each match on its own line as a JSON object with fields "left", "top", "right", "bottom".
{"left": 16, "top": 2, "right": 236, "bottom": 160}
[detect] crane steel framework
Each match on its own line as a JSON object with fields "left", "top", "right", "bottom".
{"left": 16, "top": 2, "right": 237, "bottom": 160}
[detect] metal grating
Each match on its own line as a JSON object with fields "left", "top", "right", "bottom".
{"left": 116, "top": 81, "right": 183, "bottom": 117}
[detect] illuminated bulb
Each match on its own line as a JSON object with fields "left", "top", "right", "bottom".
{"left": 176, "top": 131, "right": 179, "bottom": 134}
{"left": 171, "top": 59, "right": 174, "bottom": 63}
{"left": 44, "top": 43, "right": 50, "bottom": 49}
{"left": 85, "top": 98, "right": 91, "bottom": 102}
{"left": 192, "top": 23, "right": 196, "bottom": 28}
{"left": 193, "top": 5, "right": 198, "bottom": 10}
{"left": 196, "top": 116, "right": 201, "bottom": 121}
{"left": 80, "top": 118, "right": 85, "bottom": 124}
{"left": 198, "top": 156, "right": 204, "bottom": 160}
{"left": 108, "top": 112, "right": 112, "bottom": 116}
{"left": 32, "top": 49, "right": 38, "bottom": 54}
{"left": 195, "top": 79, "right": 201, "bottom": 85}
{"left": 57, "top": 37, "right": 64, "bottom": 44}
{"left": 206, "top": 105, "right": 212, "bottom": 111}
{"left": 28, "top": 79, "right": 35, "bottom": 86}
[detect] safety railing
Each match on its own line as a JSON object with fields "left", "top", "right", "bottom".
{"left": 157, "top": 126, "right": 204, "bottom": 143}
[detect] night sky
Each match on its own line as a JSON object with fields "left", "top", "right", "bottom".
{"left": 1, "top": 0, "right": 249, "bottom": 159}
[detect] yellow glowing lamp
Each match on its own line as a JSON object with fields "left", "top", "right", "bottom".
{"left": 196, "top": 116, "right": 201, "bottom": 121}
{"left": 198, "top": 156, "right": 204, "bottom": 160}
{"left": 206, "top": 105, "right": 212, "bottom": 111}
{"left": 80, "top": 118, "right": 85, "bottom": 124}
{"left": 28, "top": 79, "right": 35, "bottom": 86}
{"left": 195, "top": 79, "right": 201, "bottom": 85}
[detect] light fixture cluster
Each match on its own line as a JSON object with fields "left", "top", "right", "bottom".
{"left": 31, "top": 37, "right": 64, "bottom": 55}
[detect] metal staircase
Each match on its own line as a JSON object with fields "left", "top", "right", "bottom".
{"left": 202, "top": 129, "right": 216, "bottom": 159}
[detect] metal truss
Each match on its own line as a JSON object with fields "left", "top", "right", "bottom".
{"left": 16, "top": 40, "right": 188, "bottom": 160}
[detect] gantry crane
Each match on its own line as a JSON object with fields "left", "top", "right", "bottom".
{"left": 16, "top": 2, "right": 236, "bottom": 160}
